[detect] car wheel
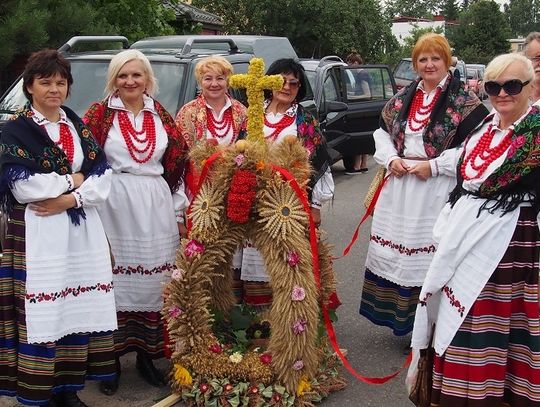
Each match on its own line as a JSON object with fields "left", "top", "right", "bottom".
{"left": 342, "top": 156, "right": 355, "bottom": 172}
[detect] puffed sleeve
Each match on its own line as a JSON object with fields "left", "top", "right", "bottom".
{"left": 373, "top": 127, "right": 400, "bottom": 169}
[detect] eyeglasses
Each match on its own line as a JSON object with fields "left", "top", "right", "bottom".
{"left": 528, "top": 55, "right": 540, "bottom": 63}
{"left": 282, "top": 78, "right": 300, "bottom": 89}
{"left": 483, "top": 79, "right": 530, "bottom": 96}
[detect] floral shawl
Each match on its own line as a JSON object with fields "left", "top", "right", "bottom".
{"left": 0, "top": 105, "right": 109, "bottom": 225}
{"left": 175, "top": 94, "right": 248, "bottom": 148}
{"left": 380, "top": 73, "right": 488, "bottom": 157}
{"left": 83, "top": 97, "right": 187, "bottom": 193}
{"left": 449, "top": 106, "right": 540, "bottom": 214}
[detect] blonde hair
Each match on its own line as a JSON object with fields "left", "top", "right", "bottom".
{"left": 104, "top": 49, "right": 157, "bottom": 97}
{"left": 484, "top": 53, "right": 534, "bottom": 82}
{"left": 411, "top": 33, "right": 452, "bottom": 71}
{"left": 195, "top": 56, "right": 233, "bottom": 83}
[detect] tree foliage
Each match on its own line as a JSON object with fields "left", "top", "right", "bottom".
{"left": 384, "top": 0, "right": 438, "bottom": 19}
{"left": 400, "top": 25, "right": 445, "bottom": 59}
{"left": 442, "top": 0, "right": 460, "bottom": 21}
{"left": 504, "top": 0, "right": 539, "bottom": 37}
{"left": 447, "top": 0, "right": 510, "bottom": 64}
{"left": 192, "top": 0, "right": 396, "bottom": 62}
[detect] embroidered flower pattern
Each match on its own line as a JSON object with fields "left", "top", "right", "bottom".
{"left": 370, "top": 235, "right": 436, "bottom": 256}
{"left": 113, "top": 263, "right": 174, "bottom": 276}
{"left": 442, "top": 285, "right": 465, "bottom": 316}
{"left": 26, "top": 281, "right": 113, "bottom": 303}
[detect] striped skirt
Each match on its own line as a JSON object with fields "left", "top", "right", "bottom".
{"left": 114, "top": 311, "right": 164, "bottom": 358}
{"left": 359, "top": 269, "right": 421, "bottom": 336}
{"left": 431, "top": 207, "right": 540, "bottom": 406}
{"left": 0, "top": 205, "right": 116, "bottom": 406}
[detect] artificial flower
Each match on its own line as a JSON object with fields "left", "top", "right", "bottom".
{"left": 291, "top": 285, "right": 306, "bottom": 301}
{"left": 199, "top": 383, "right": 209, "bottom": 393}
{"left": 171, "top": 268, "right": 184, "bottom": 280}
{"left": 292, "top": 318, "right": 307, "bottom": 335}
{"left": 234, "top": 154, "right": 245, "bottom": 166}
{"left": 209, "top": 343, "right": 222, "bottom": 353}
{"left": 224, "top": 383, "right": 234, "bottom": 392}
{"left": 229, "top": 351, "right": 243, "bottom": 364}
{"left": 249, "top": 385, "right": 259, "bottom": 394}
{"left": 287, "top": 251, "right": 300, "bottom": 267}
{"left": 296, "top": 375, "right": 312, "bottom": 396}
{"left": 169, "top": 305, "right": 183, "bottom": 318}
{"left": 173, "top": 364, "right": 192, "bottom": 386}
{"left": 185, "top": 239, "right": 205, "bottom": 257}
{"left": 256, "top": 160, "right": 266, "bottom": 171}
{"left": 260, "top": 352, "right": 272, "bottom": 365}
{"left": 292, "top": 359, "right": 304, "bottom": 370}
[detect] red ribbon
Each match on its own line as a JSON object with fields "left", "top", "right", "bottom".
{"left": 271, "top": 165, "right": 410, "bottom": 384}
{"left": 334, "top": 173, "right": 391, "bottom": 259}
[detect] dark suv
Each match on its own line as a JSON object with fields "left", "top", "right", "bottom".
{"left": 301, "top": 56, "right": 397, "bottom": 169}
{"left": 0, "top": 35, "right": 299, "bottom": 125}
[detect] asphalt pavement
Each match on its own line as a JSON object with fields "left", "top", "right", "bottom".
{"left": 0, "top": 158, "right": 413, "bottom": 407}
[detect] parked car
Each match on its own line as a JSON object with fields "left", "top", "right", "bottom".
{"left": 393, "top": 57, "right": 416, "bottom": 91}
{"left": 465, "top": 67, "right": 481, "bottom": 96}
{"left": 466, "top": 63, "right": 486, "bottom": 99}
{"left": 301, "top": 56, "right": 397, "bottom": 170}
{"left": 0, "top": 35, "right": 298, "bottom": 125}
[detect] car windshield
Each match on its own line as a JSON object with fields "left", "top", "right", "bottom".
{"left": 394, "top": 60, "right": 416, "bottom": 80}
{"left": 0, "top": 59, "right": 185, "bottom": 121}
{"left": 466, "top": 69, "right": 478, "bottom": 80}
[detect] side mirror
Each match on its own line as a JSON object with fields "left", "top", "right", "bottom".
{"left": 325, "top": 101, "right": 348, "bottom": 113}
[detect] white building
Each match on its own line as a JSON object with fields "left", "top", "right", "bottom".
{"left": 392, "top": 16, "right": 448, "bottom": 45}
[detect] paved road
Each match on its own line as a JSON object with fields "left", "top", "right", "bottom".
{"left": 1, "top": 159, "right": 413, "bottom": 407}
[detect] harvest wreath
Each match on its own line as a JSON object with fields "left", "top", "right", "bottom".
{"left": 163, "top": 59, "right": 346, "bottom": 407}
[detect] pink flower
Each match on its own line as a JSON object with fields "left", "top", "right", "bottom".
{"left": 291, "top": 285, "right": 306, "bottom": 301}
{"left": 287, "top": 251, "right": 300, "bottom": 267}
{"left": 292, "top": 318, "right": 307, "bottom": 335}
{"left": 171, "top": 268, "right": 184, "bottom": 280}
{"left": 234, "top": 154, "right": 245, "bottom": 166}
{"left": 507, "top": 144, "right": 517, "bottom": 158}
{"left": 512, "top": 135, "right": 526, "bottom": 149}
{"left": 185, "top": 239, "right": 205, "bottom": 257}
{"left": 292, "top": 360, "right": 304, "bottom": 370}
{"left": 260, "top": 353, "right": 272, "bottom": 365}
{"left": 451, "top": 112, "right": 462, "bottom": 125}
{"left": 424, "top": 144, "right": 437, "bottom": 158}
{"left": 169, "top": 305, "right": 183, "bottom": 318}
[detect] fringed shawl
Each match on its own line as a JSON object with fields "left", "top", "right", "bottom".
{"left": 380, "top": 74, "right": 489, "bottom": 158}
{"left": 84, "top": 97, "right": 187, "bottom": 193}
{"left": 0, "top": 105, "right": 109, "bottom": 225}
{"left": 449, "top": 106, "right": 540, "bottom": 215}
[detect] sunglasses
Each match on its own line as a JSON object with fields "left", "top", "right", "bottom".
{"left": 483, "top": 79, "right": 530, "bottom": 96}
{"left": 282, "top": 78, "right": 300, "bottom": 89}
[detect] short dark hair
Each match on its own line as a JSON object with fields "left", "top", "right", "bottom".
{"left": 264, "top": 58, "right": 307, "bottom": 102}
{"left": 346, "top": 52, "right": 363, "bottom": 65}
{"left": 22, "top": 49, "right": 73, "bottom": 103}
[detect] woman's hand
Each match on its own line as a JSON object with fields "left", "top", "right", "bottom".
{"left": 71, "top": 172, "right": 85, "bottom": 189}
{"left": 311, "top": 207, "right": 321, "bottom": 228}
{"left": 408, "top": 162, "right": 432, "bottom": 181}
{"left": 29, "top": 194, "right": 76, "bottom": 216}
{"left": 178, "top": 222, "right": 188, "bottom": 238}
{"left": 389, "top": 158, "right": 410, "bottom": 178}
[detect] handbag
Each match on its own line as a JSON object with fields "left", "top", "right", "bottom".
{"left": 408, "top": 328, "right": 435, "bottom": 407}
{"left": 363, "top": 166, "right": 387, "bottom": 213}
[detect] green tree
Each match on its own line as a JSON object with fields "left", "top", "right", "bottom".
{"left": 193, "top": 0, "right": 395, "bottom": 62}
{"left": 384, "top": 0, "right": 438, "bottom": 18}
{"left": 504, "top": 0, "right": 540, "bottom": 37}
{"left": 442, "top": 0, "right": 460, "bottom": 21}
{"left": 400, "top": 25, "right": 445, "bottom": 58}
{"left": 447, "top": 0, "right": 510, "bottom": 64}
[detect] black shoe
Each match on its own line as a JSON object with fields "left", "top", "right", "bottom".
{"left": 136, "top": 352, "right": 164, "bottom": 387}
{"left": 58, "top": 392, "right": 89, "bottom": 407}
{"left": 345, "top": 168, "right": 368, "bottom": 175}
{"left": 99, "top": 356, "right": 121, "bottom": 396}
{"left": 46, "top": 394, "right": 63, "bottom": 407}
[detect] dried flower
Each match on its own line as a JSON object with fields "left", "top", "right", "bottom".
{"left": 292, "top": 318, "right": 307, "bottom": 335}
{"left": 296, "top": 375, "right": 311, "bottom": 396}
{"left": 169, "top": 305, "right": 183, "bottom": 318}
{"left": 185, "top": 239, "right": 205, "bottom": 257}
{"left": 260, "top": 353, "right": 272, "bottom": 365}
{"left": 291, "top": 285, "right": 306, "bottom": 301}
{"left": 234, "top": 154, "right": 245, "bottom": 166}
{"left": 208, "top": 343, "right": 222, "bottom": 353}
{"left": 256, "top": 160, "right": 266, "bottom": 171}
{"left": 287, "top": 251, "right": 300, "bottom": 267}
{"left": 292, "top": 359, "right": 304, "bottom": 370}
{"left": 229, "top": 351, "right": 243, "bottom": 364}
{"left": 173, "top": 364, "right": 192, "bottom": 386}
{"left": 171, "top": 268, "right": 184, "bottom": 280}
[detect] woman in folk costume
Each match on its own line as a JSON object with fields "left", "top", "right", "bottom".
{"left": 410, "top": 53, "right": 540, "bottom": 406}
{"left": 0, "top": 49, "right": 117, "bottom": 407}
{"left": 175, "top": 55, "right": 248, "bottom": 199}
{"left": 237, "top": 58, "right": 335, "bottom": 307}
{"left": 359, "top": 33, "right": 488, "bottom": 336}
{"left": 83, "top": 50, "right": 187, "bottom": 395}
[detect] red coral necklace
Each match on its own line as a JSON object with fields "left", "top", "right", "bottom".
{"left": 48, "top": 123, "right": 74, "bottom": 165}
{"left": 264, "top": 113, "right": 295, "bottom": 141}
{"left": 460, "top": 124, "right": 513, "bottom": 181}
{"left": 206, "top": 107, "right": 235, "bottom": 143}
{"left": 407, "top": 87, "right": 442, "bottom": 132}
{"left": 117, "top": 110, "right": 156, "bottom": 164}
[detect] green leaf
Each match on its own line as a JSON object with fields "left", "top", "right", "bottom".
{"left": 228, "top": 394, "right": 240, "bottom": 407}
{"left": 262, "top": 385, "right": 273, "bottom": 398}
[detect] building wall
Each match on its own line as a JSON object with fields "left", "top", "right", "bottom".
{"left": 392, "top": 21, "right": 446, "bottom": 45}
